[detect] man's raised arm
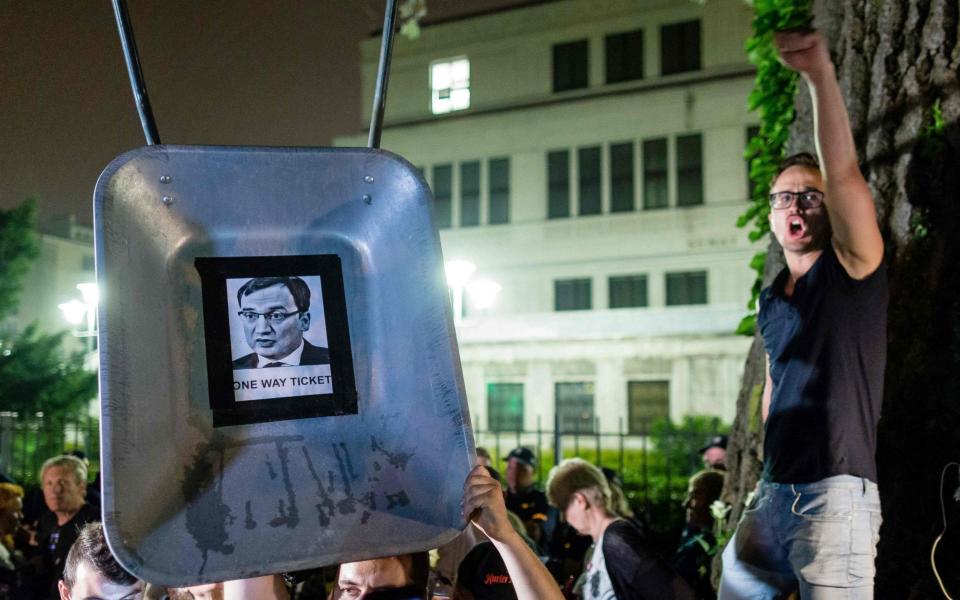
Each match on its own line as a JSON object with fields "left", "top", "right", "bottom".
{"left": 775, "top": 30, "right": 884, "bottom": 278}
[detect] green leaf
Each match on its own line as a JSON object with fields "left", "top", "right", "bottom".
{"left": 736, "top": 314, "right": 757, "bottom": 336}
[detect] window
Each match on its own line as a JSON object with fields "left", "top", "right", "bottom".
{"left": 660, "top": 20, "right": 701, "bottom": 75}
{"left": 605, "top": 29, "right": 644, "bottom": 83}
{"left": 676, "top": 133, "right": 703, "bottom": 207}
{"left": 643, "top": 138, "right": 668, "bottom": 210}
{"left": 553, "top": 40, "right": 589, "bottom": 92}
{"left": 547, "top": 150, "right": 570, "bottom": 219}
{"left": 432, "top": 164, "right": 452, "bottom": 228}
{"left": 488, "top": 158, "right": 510, "bottom": 224}
{"left": 460, "top": 161, "right": 480, "bottom": 227}
{"left": 555, "top": 278, "right": 591, "bottom": 311}
{"left": 488, "top": 383, "right": 524, "bottom": 432}
{"left": 578, "top": 146, "right": 602, "bottom": 216}
{"left": 431, "top": 58, "right": 470, "bottom": 114}
{"left": 556, "top": 382, "right": 595, "bottom": 434}
{"left": 609, "top": 275, "right": 648, "bottom": 309}
{"left": 666, "top": 271, "right": 707, "bottom": 306}
{"left": 746, "top": 125, "right": 761, "bottom": 200}
{"left": 610, "top": 142, "right": 635, "bottom": 212}
{"left": 627, "top": 381, "right": 669, "bottom": 434}
{"left": 82, "top": 255, "right": 96, "bottom": 272}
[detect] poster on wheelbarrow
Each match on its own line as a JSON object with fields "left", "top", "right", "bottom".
{"left": 195, "top": 255, "right": 358, "bottom": 427}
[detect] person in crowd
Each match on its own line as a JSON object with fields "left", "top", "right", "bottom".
{"left": 601, "top": 468, "right": 638, "bottom": 525}
{"left": 33, "top": 455, "right": 99, "bottom": 599}
{"left": 546, "top": 458, "right": 694, "bottom": 599}
{"left": 453, "top": 541, "right": 515, "bottom": 600}
{"left": 66, "top": 451, "right": 100, "bottom": 509}
{"left": 719, "top": 28, "right": 886, "bottom": 600}
{"left": 698, "top": 436, "right": 727, "bottom": 471}
{"left": 0, "top": 483, "right": 26, "bottom": 599}
{"left": 452, "top": 492, "right": 543, "bottom": 600}
{"left": 462, "top": 465, "right": 564, "bottom": 600}
{"left": 435, "top": 466, "right": 511, "bottom": 587}
{"left": 164, "top": 582, "right": 223, "bottom": 600}
{"left": 673, "top": 470, "right": 724, "bottom": 599}
{"left": 333, "top": 553, "right": 428, "bottom": 599}
{"left": 57, "top": 522, "right": 142, "bottom": 600}
{"left": 475, "top": 448, "right": 492, "bottom": 468}
{"left": 502, "top": 448, "right": 548, "bottom": 546}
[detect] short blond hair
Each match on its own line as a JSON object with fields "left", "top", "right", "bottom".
{"left": 40, "top": 455, "right": 87, "bottom": 485}
{"left": 546, "top": 458, "right": 612, "bottom": 513}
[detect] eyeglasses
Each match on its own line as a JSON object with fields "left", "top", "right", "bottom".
{"left": 237, "top": 310, "right": 301, "bottom": 324}
{"left": 768, "top": 189, "right": 824, "bottom": 210}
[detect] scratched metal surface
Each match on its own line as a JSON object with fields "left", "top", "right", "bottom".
{"left": 93, "top": 146, "right": 475, "bottom": 587}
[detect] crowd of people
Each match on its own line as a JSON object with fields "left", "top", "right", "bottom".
{"left": 0, "top": 440, "right": 728, "bottom": 600}
{"left": 0, "top": 25, "right": 887, "bottom": 600}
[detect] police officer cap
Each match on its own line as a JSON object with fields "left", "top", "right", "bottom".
{"left": 505, "top": 447, "right": 537, "bottom": 469}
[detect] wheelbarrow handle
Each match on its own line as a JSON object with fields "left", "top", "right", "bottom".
{"left": 367, "top": 0, "right": 399, "bottom": 149}
{"left": 110, "top": 0, "right": 400, "bottom": 149}
{"left": 111, "top": 0, "right": 161, "bottom": 146}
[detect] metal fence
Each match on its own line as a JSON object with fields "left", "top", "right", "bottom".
{"left": 475, "top": 414, "right": 723, "bottom": 506}
{"left": 0, "top": 413, "right": 100, "bottom": 485}
{"left": 0, "top": 412, "right": 722, "bottom": 529}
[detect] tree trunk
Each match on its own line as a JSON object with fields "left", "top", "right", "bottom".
{"left": 721, "top": 1, "right": 960, "bottom": 597}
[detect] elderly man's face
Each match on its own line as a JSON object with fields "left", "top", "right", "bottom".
{"left": 43, "top": 466, "right": 86, "bottom": 515}
{"left": 239, "top": 283, "right": 310, "bottom": 360}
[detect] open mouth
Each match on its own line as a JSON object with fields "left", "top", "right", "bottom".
{"left": 788, "top": 217, "right": 806, "bottom": 237}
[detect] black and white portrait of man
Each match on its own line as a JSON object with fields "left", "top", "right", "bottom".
{"left": 196, "top": 255, "right": 355, "bottom": 423}
{"left": 229, "top": 276, "right": 330, "bottom": 369}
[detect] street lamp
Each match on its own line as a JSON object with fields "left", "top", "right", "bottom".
{"left": 58, "top": 282, "right": 99, "bottom": 352}
{"left": 466, "top": 279, "right": 502, "bottom": 313}
{"left": 444, "top": 260, "right": 476, "bottom": 323}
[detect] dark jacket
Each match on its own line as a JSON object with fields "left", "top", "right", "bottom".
{"left": 232, "top": 339, "right": 329, "bottom": 369}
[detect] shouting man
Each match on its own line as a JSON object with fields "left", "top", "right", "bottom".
{"left": 719, "top": 28, "right": 886, "bottom": 599}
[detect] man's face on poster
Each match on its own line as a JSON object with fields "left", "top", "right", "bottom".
{"left": 239, "top": 283, "right": 311, "bottom": 360}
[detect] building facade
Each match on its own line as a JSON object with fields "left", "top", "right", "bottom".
{"left": 15, "top": 216, "right": 98, "bottom": 362}
{"left": 342, "top": 0, "right": 760, "bottom": 436}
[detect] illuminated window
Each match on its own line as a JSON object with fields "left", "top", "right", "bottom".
{"left": 431, "top": 57, "right": 470, "bottom": 114}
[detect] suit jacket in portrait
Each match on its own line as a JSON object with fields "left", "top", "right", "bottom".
{"left": 232, "top": 339, "right": 330, "bottom": 369}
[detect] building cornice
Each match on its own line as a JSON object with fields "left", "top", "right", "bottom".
{"left": 365, "top": 64, "right": 755, "bottom": 133}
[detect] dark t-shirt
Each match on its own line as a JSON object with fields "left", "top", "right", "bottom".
{"left": 456, "top": 541, "right": 517, "bottom": 600}
{"left": 599, "top": 520, "right": 695, "bottom": 600}
{"left": 759, "top": 245, "right": 888, "bottom": 483}
{"left": 671, "top": 524, "right": 717, "bottom": 600}
{"left": 35, "top": 504, "right": 99, "bottom": 598}
{"left": 505, "top": 487, "right": 549, "bottom": 543}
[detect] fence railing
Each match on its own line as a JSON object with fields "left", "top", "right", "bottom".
{"left": 0, "top": 413, "right": 100, "bottom": 485}
{"left": 473, "top": 415, "right": 726, "bottom": 530}
{"left": 0, "top": 412, "right": 724, "bottom": 535}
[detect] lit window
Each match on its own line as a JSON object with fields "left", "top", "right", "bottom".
{"left": 431, "top": 58, "right": 470, "bottom": 114}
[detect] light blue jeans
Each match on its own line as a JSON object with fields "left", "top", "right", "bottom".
{"left": 718, "top": 475, "right": 881, "bottom": 600}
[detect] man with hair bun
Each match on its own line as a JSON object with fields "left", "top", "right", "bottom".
{"left": 546, "top": 458, "right": 693, "bottom": 600}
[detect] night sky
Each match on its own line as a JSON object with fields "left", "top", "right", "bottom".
{"left": 0, "top": 1, "right": 518, "bottom": 226}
